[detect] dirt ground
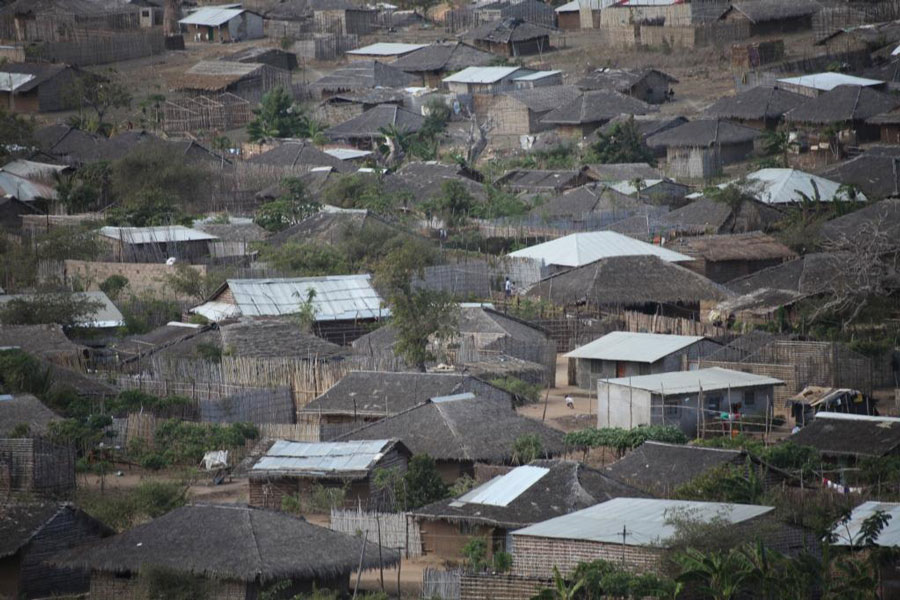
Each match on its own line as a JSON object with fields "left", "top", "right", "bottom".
{"left": 517, "top": 354, "right": 596, "bottom": 432}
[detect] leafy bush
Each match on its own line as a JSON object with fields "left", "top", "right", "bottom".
{"left": 151, "top": 420, "right": 258, "bottom": 466}
{"left": 99, "top": 274, "right": 129, "bottom": 300}
{"left": 108, "top": 390, "right": 190, "bottom": 417}
{"left": 587, "top": 116, "right": 656, "bottom": 166}
{"left": 78, "top": 480, "right": 187, "bottom": 532}
{"left": 254, "top": 177, "right": 320, "bottom": 232}
{"left": 0, "top": 349, "right": 52, "bottom": 396}
{"left": 259, "top": 242, "right": 350, "bottom": 276}
{"left": 489, "top": 377, "right": 541, "bottom": 405}
{"left": 0, "top": 292, "right": 103, "bottom": 327}
{"left": 493, "top": 551, "right": 513, "bottom": 573}
{"left": 564, "top": 426, "right": 687, "bottom": 455}
{"left": 673, "top": 461, "right": 764, "bottom": 504}
{"left": 462, "top": 536, "right": 488, "bottom": 572}
{"left": 511, "top": 433, "right": 543, "bottom": 465}
{"left": 375, "top": 454, "right": 448, "bottom": 510}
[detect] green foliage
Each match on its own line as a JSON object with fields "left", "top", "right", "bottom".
{"left": 403, "top": 454, "right": 448, "bottom": 509}
{"left": 8, "top": 423, "right": 30, "bottom": 438}
{"left": 673, "top": 461, "right": 764, "bottom": 504}
{"left": 37, "top": 225, "right": 106, "bottom": 262}
{"left": 448, "top": 473, "right": 476, "bottom": 497}
{"left": 78, "top": 480, "right": 188, "bottom": 532}
{"left": 194, "top": 342, "right": 222, "bottom": 363}
{"left": 489, "top": 376, "right": 541, "bottom": 405}
{"left": 295, "top": 288, "right": 318, "bottom": 332}
{"left": 0, "top": 349, "right": 52, "bottom": 397}
{"left": 322, "top": 174, "right": 405, "bottom": 213}
{"left": 470, "top": 184, "right": 530, "bottom": 219}
{"left": 493, "top": 551, "right": 513, "bottom": 573}
{"left": 281, "top": 482, "right": 349, "bottom": 514}
{"left": 0, "top": 106, "right": 34, "bottom": 161}
{"left": 375, "top": 239, "right": 455, "bottom": 370}
{"left": 260, "top": 242, "right": 350, "bottom": 276}
{"left": 108, "top": 390, "right": 190, "bottom": 416}
{"left": 163, "top": 263, "right": 213, "bottom": 302}
{"left": 500, "top": 143, "right": 578, "bottom": 171}
{"left": 48, "top": 414, "right": 113, "bottom": 456}
{"left": 107, "top": 144, "right": 210, "bottom": 226}
{"left": 64, "top": 70, "right": 131, "bottom": 130}
{"left": 151, "top": 419, "right": 258, "bottom": 466}
{"left": 759, "top": 441, "right": 821, "bottom": 481}
{"left": 674, "top": 546, "right": 756, "bottom": 600}
{"left": 247, "top": 87, "right": 323, "bottom": 142}
{"left": 587, "top": 116, "right": 655, "bottom": 166}
{"left": 54, "top": 161, "right": 111, "bottom": 213}
{"left": 462, "top": 536, "right": 489, "bottom": 572}
{"left": 143, "top": 565, "right": 208, "bottom": 600}
{"left": 425, "top": 180, "right": 475, "bottom": 227}
{"left": 118, "top": 294, "right": 182, "bottom": 335}
{"left": 564, "top": 426, "right": 687, "bottom": 455}
{"left": 99, "top": 274, "right": 129, "bottom": 301}
{"left": 254, "top": 177, "right": 320, "bottom": 232}
{"left": 0, "top": 292, "right": 103, "bottom": 327}
{"left": 511, "top": 433, "right": 543, "bottom": 465}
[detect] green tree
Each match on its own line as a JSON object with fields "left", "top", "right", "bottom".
{"left": 0, "top": 107, "right": 33, "bottom": 161}
{"left": 427, "top": 180, "right": 474, "bottom": 227}
{"left": 674, "top": 547, "right": 756, "bottom": 600}
{"left": 673, "top": 461, "right": 764, "bottom": 504}
{"left": 54, "top": 161, "right": 111, "bottom": 213}
{"left": 588, "top": 116, "right": 655, "bottom": 165}
{"left": 99, "top": 274, "right": 129, "bottom": 301}
{"left": 64, "top": 70, "right": 132, "bottom": 133}
{"left": 403, "top": 454, "right": 448, "bottom": 509}
{"left": 254, "top": 177, "right": 319, "bottom": 232}
{"left": 462, "top": 537, "right": 489, "bottom": 572}
{"left": 375, "top": 239, "right": 457, "bottom": 371}
{"left": 247, "top": 87, "right": 312, "bottom": 142}
{"left": 259, "top": 242, "right": 350, "bottom": 276}
{"left": 0, "top": 292, "right": 103, "bottom": 327}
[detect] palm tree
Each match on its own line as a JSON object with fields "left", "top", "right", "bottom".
{"left": 377, "top": 124, "right": 409, "bottom": 168}
{"left": 548, "top": 566, "right": 584, "bottom": 600}
{"left": 675, "top": 547, "right": 755, "bottom": 600}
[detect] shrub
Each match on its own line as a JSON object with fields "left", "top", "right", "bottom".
{"left": 462, "top": 536, "right": 488, "bottom": 572}
{"left": 511, "top": 433, "right": 543, "bottom": 465}
{"left": 564, "top": 426, "right": 687, "bottom": 456}
{"left": 99, "top": 274, "right": 129, "bottom": 300}
{"left": 489, "top": 376, "right": 541, "bottom": 405}
{"left": 152, "top": 420, "right": 258, "bottom": 466}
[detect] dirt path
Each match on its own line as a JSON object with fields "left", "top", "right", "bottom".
{"left": 517, "top": 354, "right": 596, "bottom": 432}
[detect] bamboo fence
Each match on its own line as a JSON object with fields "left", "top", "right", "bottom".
{"left": 330, "top": 507, "right": 422, "bottom": 558}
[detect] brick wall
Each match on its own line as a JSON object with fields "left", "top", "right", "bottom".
{"left": 511, "top": 535, "right": 665, "bottom": 578}
{"left": 460, "top": 573, "right": 551, "bottom": 600}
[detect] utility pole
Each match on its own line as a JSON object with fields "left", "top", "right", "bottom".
{"left": 621, "top": 525, "right": 627, "bottom": 566}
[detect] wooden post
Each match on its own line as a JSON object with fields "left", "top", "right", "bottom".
{"left": 397, "top": 549, "right": 402, "bottom": 597}
{"left": 698, "top": 382, "right": 704, "bottom": 439}
{"left": 352, "top": 530, "right": 368, "bottom": 599}
{"left": 629, "top": 377, "right": 633, "bottom": 429}
{"left": 377, "top": 515, "right": 385, "bottom": 592}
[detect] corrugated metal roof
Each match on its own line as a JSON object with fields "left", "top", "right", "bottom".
{"left": 98, "top": 226, "right": 218, "bottom": 244}
{"left": 179, "top": 6, "right": 246, "bottom": 26}
{"left": 555, "top": 0, "right": 612, "bottom": 12}
{"left": 225, "top": 274, "right": 388, "bottom": 321}
{"left": 0, "top": 72, "right": 35, "bottom": 92}
{"left": 815, "top": 412, "right": 900, "bottom": 424}
{"left": 745, "top": 168, "right": 867, "bottom": 204}
{"left": 190, "top": 301, "right": 241, "bottom": 322}
{"left": 0, "top": 171, "right": 56, "bottom": 201}
{"left": 601, "top": 367, "right": 784, "bottom": 395}
{"left": 831, "top": 501, "right": 900, "bottom": 547}
{"left": 431, "top": 392, "right": 476, "bottom": 403}
{"left": 608, "top": 179, "right": 664, "bottom": 195}
{"left": 512, "top": 497, "right": 773, "bottom": 546}
{"left": 777, "top": 73, "right": 883, "bottom": 92}
{"left": 347, "top": 43, "right": 427, "bottom": 55}
{"left": 507, "top": 231, "right": 691, "bottom": 267}
{"left": 324, "top": 148, "right": 372, "bottom": 160}
{"left": 1, "top": 160, "right": 68, "bottom": 179}
{"left": 566, "top": 332, "right": 705, "bottom": 362}
{"left": 443, "top": 66, "right": 523, "bottom": 84}
{"left": 451, "top": 465, "right": 549, "bottom": 507}
{"left": 251, "top": 439, "right": 394, "bottom": 475}
{"left": 513, "top": 70, "right": 561, "bottom": 81}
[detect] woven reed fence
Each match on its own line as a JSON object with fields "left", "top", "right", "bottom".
{"left": 621, "top": 310, "right": 730, "bottom": 339}
{"left": 330, "top": 507, "right": 422, "bottom": 558}
{"left": 423, "top": 567, "right": 462, "bottom": 600}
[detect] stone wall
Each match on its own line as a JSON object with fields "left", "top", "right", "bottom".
{"left": 64, "top": 260, "right": 206, "bottom": 302}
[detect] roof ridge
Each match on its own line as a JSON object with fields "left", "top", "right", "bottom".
{"left": 433, "top": 400, "right": 471, "bottom": 460}
{"left": 245, "top": 508, "right": 265, "bottom": 577}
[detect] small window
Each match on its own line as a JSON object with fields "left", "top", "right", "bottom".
{"left": 706, "top": 396, "right": 721, "bottom": 412}
{"left": 743, "top": 390, "right": 756, "bottom": 407}
{"left": 142, "top": 9, "right": 150, "bottom": 16}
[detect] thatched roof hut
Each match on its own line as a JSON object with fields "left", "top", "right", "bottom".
{"left": 788, "top": 413, "right": 900, "bottom": 459}
{"left": 337, "top": 394, "right": 565, "bottom": 479}
{"left": 784, "top": 85, "right": 900, "bottom": 127}
{"left": 51, "top": 504, "right": 398, "bottom": 597}
{"left": 529, "top": 182, "right": 644, "bottom": 221}
{"left": 220, "top": 318, "right": 350, "bottom": 360}
{"left": 325, "top": 104, "right": 425, "bottom": 147}
{"left": 0, "top": 324, "right": 89, "bottom": 369}
{"left": 820, "top": 146, "right": 900, "bottom": 199}
{"left": 525, "top": 255, "right": 731, "bottom": 308}
{"left": 392, "top": 42, "right": 495, "bottom": 85}
{"left": 727, "top": 252, "right": 849, "bottom": 296}
{"left": 246, "top": 139, "right": 352, "bottom": 173}
{"left": 820, "top": 198, "right": 900, "bottom": 242}
{"left": 704, "top": 85, "right": 806, "bottom": 126}
{"left": 541, "top": 90, "right": 655, "bottom": 132}
{"left": 268, "top": 208, "right": 414, "bottom": 248}
{"left": 310, "top": 61, "right": 419, "bottom": 97}
{"left": 645, "top": 119, "right": 761, "bottom": 149}
{"left": 0, "top": 394, "right": 60, "bottom": 437}
{"left": 660, "top": 196, "right": 784, "bottom": 235}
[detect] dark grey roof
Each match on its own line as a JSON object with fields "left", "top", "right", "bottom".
{"left": 194, "top": 222, "right": 269, "bottom": 242}
{"left": 0, "top": 324, "right": 88, "bottom": 365}
{"left": 593, "top": 114, "right": 689, "bottom": 148}
{"left": 645, "top": 119, "right": 762, "bottom": 148}
{"left": 820, "top": 198, "right": 900, "bottom": 242}
{"left": 0, "top": 394, "right": 60, "bottom": 437}
{"left": 704, "top": 85, "right": 807, "bottom": 121}
{"left": 0, "top": 503, "right": 111, "bottom": 559}
{"left": 496, "top": 168, "right": 587, "bottom": 191}
{"left": 413, "top": 459, "right": 646, "bottom": 528}
{"left": 504, "top": 85, "right": 582, "bottom": 113}
{"left": 325, "top": 104, "right": 425, "bottom": 140}
{"left": 268, "top": 209, "right": 411, "bottom": 248}
{"left": 727, "top": 252, "right": 848, "bottom": 296}
{"left": 303, "top": 371, "right": 485, "bottom": 416}
{"left": 530, "top": 182, "right": 644, "bottom": 219}
{"left": 576, "top": 68, "right": 678, "bottom": 92}
{"left": 311, "top": 60, "right": 419, "bottom": 93}
{"left": 788, "top": 415, "right": 900, "bottom": 458}
{"left": 50, "top": 504, "right": 398, "bottom": 581}
{"left": 820, "top": 147, "right": 900, "bottom": 199}
{"left": 785, "top": 85, "right": 900, "bottom": 124}
{"left": 247, "top": 140, "right": 351, "bottom": 172}
{"left": 109, "top": 324, "right": 212, "bottom": 364}
{"left": 0, "top": 62, "right": 73, "bottom": 93}
{"left": 526, "top": 255, "right": 731, "bottom": 306}
{"left": 337, "top": 394, "right": 566, "bottom": 462}
{"left": 392, "top": 42, "right": 495, "bottom": 73}
{"left": 725, "top": 0, "right": 820, "bottom": 23}
{"left": 461, "top": 18, "right": 552, "bottom": 43}
{"left": 382, "top": 161, "right": 487, "bottom": 202}
{"left": 458, "top": 306, "right": 549, "bottom": 346}
{"left": 585, "top": 163, "right": 661, "bottom": 181}
{"left": 323, "top": 88, "right": 406, "bottom": 106}
{"left": 668, "top": 232, "right": 796, "bottom": 263}
{"left": 220, "top": 318, "right": 349, "bottom": 360}
{"left": 603, "top": 441, "right": 743, "bottom": 495}
{"left": 542, "top": 89, "right": 654, "bottom": 125}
